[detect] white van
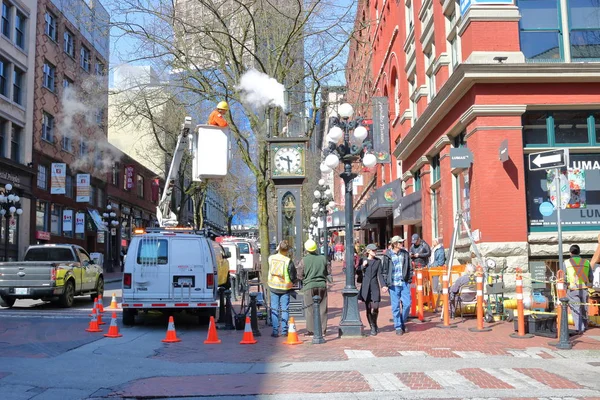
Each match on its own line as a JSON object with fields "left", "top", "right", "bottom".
{"left": 121, "top": 228, "right": 230, "bottom": 325}
{"left": 225, "top": 239, "right": 260, "bottom": 279}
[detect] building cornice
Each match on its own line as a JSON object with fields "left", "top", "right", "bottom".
{"left": 427, "top": 135, "right": 452, "bottom": 157}
{"left": 433, "top": 53, "right": 450, "bottom": 74}
{"left": 457, "top": 6, "right": 521, "bottom": 36}
{"left": 401, "top": 170, "right": 413, "bottom": 181}
{"left": 414, "top": 156, "right": 430, "bottom": 170}
{"left": 393, "top": 63, "right": 600, "bottom": 161}
{"left": 465, "top": 125, "right": 523, "bottom": 139}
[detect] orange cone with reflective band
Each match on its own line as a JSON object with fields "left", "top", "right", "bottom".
{"left": 85, "top": 310, "right": 102, "bottom": 332}
{"left": 97, "top": 309, "right": 106, "bottom": 325}
{"left": 240, "top": 316, "right": 257, "bottom": 344}
{"left": 109, "top": 292, "right": 119, "bottom": 309}
{"left": 104, "top": 312, "right": 123, "bottom": 338}
{"left": 204, "top": 316, "right": 221, "bottom": 344}
{"left": 89, "top": 298, "right": 99, "bottom": 316}
{"left": 97, "top": 294, "right": 105, "bottom": 313}
{"left": 162, "top": 316, "right": 181, "bottom": 343}
{"left": 283, "top": 317, "right": 302, "bottom": 345}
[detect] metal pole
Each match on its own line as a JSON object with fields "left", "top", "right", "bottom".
{"left": 4, "top": 217, "right": 8, "bottom": 261}
{"left": 312, "top": 295, "right": 325, "bottom": 344}
{"left": 322, "top": 213, "right": 328, "bottom": 261}
{"left": 339, "top": 122, "right": 363, "bottom": 337}
{"left": 555, "top": 168, "right": 564, "bottom": 272}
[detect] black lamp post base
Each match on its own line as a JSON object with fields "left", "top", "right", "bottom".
{"left": 338, "top": 287, "right": 363, "bottom": 337}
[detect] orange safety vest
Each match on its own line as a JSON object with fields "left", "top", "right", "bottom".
{"left": 566, "top": 257, "right": 590, "bottom": 290}
{"left": 207, "top": 110, "right": 228, "bottom": 127}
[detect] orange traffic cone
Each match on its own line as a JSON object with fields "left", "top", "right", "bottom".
{"left": 96, "top": 308, "right": 106, "bottom": 325}
{"left": 109, "top": 293, "right": 119, "bottom": 309}
{"left": 104, "top": 312, "right": 123, "bottom": 338}
{"left": 162, "top": 316, "right": 181, "bottom": 343}
{"left": 89, "top": 298, "right": 98, "bottom": 316}
{"left": 283, "top": 317, "right": 302, "bottom": 345}
{"left": 97, "top": 294, "right": 105, "bottom": 313}
{"left": 85, "top": 311, "right": 102, "bottom": 332}
{"left": 240, "top": 316, "right": 257, "bottom": 345}
{"left": 204, "top": 316, "right": 221, "bottom": 344}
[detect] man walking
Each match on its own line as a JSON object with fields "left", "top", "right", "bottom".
{"left": 383, "top": 236, "right": 412, "bottom": 335}
{"left": 300, "top": 239, "right": 330, "bottom": 336}
{"left": 410, "top": 234, "right": 431, "bottom": 269}
{"left": 267, "top": 240, "right": 297, "bottom": 338}
{"left": 564, "top": 244, "right": 593, "bottom": 333}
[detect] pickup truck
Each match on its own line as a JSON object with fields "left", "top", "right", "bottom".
{"left": 0, "top": 244, "right": 104, "bottom": 308}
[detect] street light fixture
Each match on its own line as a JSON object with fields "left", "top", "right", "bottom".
{"left": 313, "top": 181, "right": 334, "bottom": 262}
{"left": 321, "top": 102, "right": 375, "bottom": 337}
{"left": 102, "top": 204, "right": 120, "bottom": 272}
{"left": 0, "top": 184, "right": 23, "bottom": 261}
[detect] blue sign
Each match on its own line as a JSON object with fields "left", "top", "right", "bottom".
{"left": 460, "top": 0, "right": 514, "bottom": 15}
{"left": 539, "top": 202, "right": 555, "bottom": 217}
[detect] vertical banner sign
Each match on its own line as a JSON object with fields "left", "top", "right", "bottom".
{"left": 372, "top": 97, "right": 391, "bottom": 164}
{"left": 51, "top": 163, "right": 67, "bottom": 194}
{"left": 75, "top": 212, "right": 85, "bottom": 233}
{"left": 125, "top": 165, "right": 135, "bottom": 190}
{"left": 63, "top": 209, "right": 73, "bottom": 232}
{"left": 76, "top": 174, "right": 91, "bottom": 202}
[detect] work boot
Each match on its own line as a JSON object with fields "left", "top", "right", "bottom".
{"left": 371, "top": 309, "right": 379, "bottom": 335}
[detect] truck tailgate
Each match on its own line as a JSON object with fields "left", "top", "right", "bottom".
{"left": 0, "top": 262, "right": 55, "bottom": 287}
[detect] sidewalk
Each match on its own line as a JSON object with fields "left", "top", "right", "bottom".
{"left": 104, "top": 271, "right": 122, "bottom": 284}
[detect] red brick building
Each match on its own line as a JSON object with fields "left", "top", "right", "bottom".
{"left": 347, "top": 0, "right": 600, "bottom": 279}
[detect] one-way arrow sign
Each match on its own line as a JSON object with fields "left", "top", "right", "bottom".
{"left": 528, "top": 149, "right": 569, "bottom": 171}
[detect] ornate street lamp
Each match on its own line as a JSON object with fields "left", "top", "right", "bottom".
{"left": 321, "top": 103, "right": 377, "bottom": 337}
{"left": 0, "top": 184, "right": 23, "bottom": 261}
{"left": 312, "top": 179, "right": 334, "bottom": 260}
{"left": 102, "top": 205, "right": 119, "bottom": 272}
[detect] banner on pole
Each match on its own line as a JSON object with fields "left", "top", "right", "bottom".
{"left": 125, "top": 165, "right": 135, "bottom": 190}
{"left": 76, "top": 174, "right": 91, "bottom": 202}
{"left": 51, "top": 163, "right": 66, "bottom": 194}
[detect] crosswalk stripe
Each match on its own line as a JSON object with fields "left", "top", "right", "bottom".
{"left": 482, "top": 368, "right": 549, "bottom": 389}
{"left": 453, "top": 351, "right": 487, "bottom": 358}
{"left": 507, "top": 350, "right": 542, "bottom": 359}
{"left": 344, "top": 350, "right": 375, "bottom": 359}
{"left": 364, "top": 373, "right": 409, "bottom": 391}
{"left": 398, "top": 350, "right": 429, "bottom": 357}
{"left": 426, "top": 370, "right": 479, "bottom": 390}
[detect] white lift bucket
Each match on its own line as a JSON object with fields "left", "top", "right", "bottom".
{"left": 193, "top": 124, "right": 230, "bottom": 181}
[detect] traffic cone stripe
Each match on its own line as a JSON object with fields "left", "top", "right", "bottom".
{"left": 240, "top": 316, "right": 257, "bottom": 345}
{"left": 283, "top": 317, "right": 302, "bottom": 345}
{"left": 97, "top": 295, "right": 105, "bottom": 313}
{"left": 104, "top": 312, "right": 123, "bottom": 338}
{"left": 204, "top": 316, "right": 221, "bottom": 344}
{"left": 162, "top": 316, "right": 181, "bottom": 343}
{"left": 109, "top": 293, "right": 119, "bottom": 309}
{"left": 85, "top": 312, "right": 102, "bottom": 333}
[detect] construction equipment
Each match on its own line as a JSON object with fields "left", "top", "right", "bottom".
{"left": 484, "top": 265, "right": 511, "bottom": 322}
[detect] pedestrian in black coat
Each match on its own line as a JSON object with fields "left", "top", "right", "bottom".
{"left": 358, "top": 243, "right": 386, "bottom": 336}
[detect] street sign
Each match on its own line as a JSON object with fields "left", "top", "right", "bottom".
{"left": 450, "top": 147, "right": 474, "bottom": 169}
{"left": 499, "top": 139, "right": 509, "bottom": 162}
{"left": 539, "top": 201, "right": 554, "bottom": 217}
{"left": 528, "top": 149, "right": 568, "bottom": 171}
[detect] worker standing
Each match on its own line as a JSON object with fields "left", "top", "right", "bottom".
{"left": 267, "top": 240, "right": 297, "bottom": 338}
{"left": 207, "top": 101, "right": 229, "bottom": 127}
{"left": 299, "top": 239, "right": 330, "bottom": 337}
{"left": 564, "top": 244, "right": 593, "bottom": 333}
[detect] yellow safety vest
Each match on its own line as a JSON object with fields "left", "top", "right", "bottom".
{"left": 566, "top": 257, "right": 590, "bottom": 290}
{"left": 268, "top": 253, "right": 292, "bottom": 291}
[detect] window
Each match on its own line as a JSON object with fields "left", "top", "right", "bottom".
{"left": 425, "top": 50, "right": 436, "bottom": 101}
{"left": 10, "top": 124, "right": 20, "bottom": 162}
{"left": 522, "top": 110, "right": 600, "bottom": 146}
{"left": 0, "top": 57, "right": 7, "bottom": 97}
{"left": 43, "top": 61, "right": 55, "bottom": 91}
{"left": 450, "top": 37, "right": 459, "bottom": 68}
{"left": 94, "top": 61, "right": 105, "bottom": 75}
{"left": 80, "top": 140, "right": 87, "bottom": 156}
{"left": 518, "top": 0, "right": 562, "bottom": 61}
{"left": 89, "top": 185, "right": 96, "bottom": 206}
{"left": 63, "top": 29, "right": 74, "bottom": 57}
{"left": 12, "top": 67, "right": 22, "bottom": 105}
{"left": 14, "top": 10, "right": 24, "bottom": 49}
{"left": 569, "top": 0, "right": 600, "bottom": 60}
{"left": 42, "top": 112, "right": 54, "bottom": 142}
{"left": 137, "top": 239, "right": 168, "bottom": 265}
{"left": 80, "top": 46, "right": 90, "bottom": 72}
{"left": 431, "top": 154, "right": 441, "bottom": 183}
{"left": 414, "top": 169, "right": 421, "bottom": 191}
{"left": 50, "top": 204, "right": 61, "bottom": 235}
{"left": 1, "top": 1, "right": 10, "bottom": 38}
{"left": 36, "top": 200, "right": 48, "bottom": 231}
{"left": 0, "top": 118, "right": 5, "bottom": 157}
{"left": 136, "top": 174, "right": 144, "bottom": 197}
{"left": 409, "top": 78, "right": 417, "bottom": 123}
{"left": 44, "top": 11, "right": 56, "bottom": 41}
{"left": 406, "top": 0, "right": 414, "bottom": 34}
{"left": 37, "top": 164, "right": 47, "bottom": 189}
{"left": 65, "top": 174, "right": 73, "bottom": 198}
{"left": 454, "top": 131, "right": 466, "bottom": 148}
{"left": 553, "top": 111, "right": 590, "bottom": 144}
{"left": 63, "top": 77, "right": 72, "bottom": 88}
{"left": 95, "top": 108, "right": 104, "bottom": 125}
{"left": 62, "top": 134, "right": 72, "bottom": 152}
{"left": 111, "top": 163, "right": 119, "bottom": 186}
{"left": 431, "top": 188, "right": 440, "bottom": 239}
{"left": 97, "top": 187, "right": 104, "bottom": 208}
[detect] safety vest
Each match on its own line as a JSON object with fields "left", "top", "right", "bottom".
{"left": 566, "top": 257, "right": 590, "bottom": 290}
{"left": 268, "top": 253, "right": 292, "bottom": 291}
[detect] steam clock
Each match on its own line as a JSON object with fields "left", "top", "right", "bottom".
{"left": 268, "top": 137, "right": 308, "bottom": 262}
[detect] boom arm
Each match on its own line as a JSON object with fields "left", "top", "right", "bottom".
{"left": 156, "top": 117, "right": 192, "bottom": 227}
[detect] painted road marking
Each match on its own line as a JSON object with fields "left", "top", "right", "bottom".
{"left": 364, "top": 373, "right": 409, "bottom": 391}
{"left": 426, "top": 370, "right": 478, "bottom": 390}
{"left": 344, "top": 350, "right": 375, "bottom": 359}
{"left": 507, "top": 350, "right": 542, "bottom": 359}
{"left": 453, "top": 351, "right": 487, "bottom": 358}
{"left": 482, "top": 368, "right": 549, "bottom": 389}
{"left": 398, "top": 351, "right": 429, "bottom": 357}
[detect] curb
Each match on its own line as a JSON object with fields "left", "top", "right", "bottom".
{"left": 105, "top": 278, "right": 122, "bottom": 284}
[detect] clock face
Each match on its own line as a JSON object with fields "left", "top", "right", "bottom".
{"left": 273, "top": 146, "right": 303, "bottom": 176}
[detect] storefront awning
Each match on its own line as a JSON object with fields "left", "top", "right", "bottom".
{"left": 392, "top": 191, "right": 422, "bottom": 226}
{"left": 88, "top": 209, "right": 108, "bottom": 231}
{"left": 365, "top": 179, "right": 402, "bottom": 219}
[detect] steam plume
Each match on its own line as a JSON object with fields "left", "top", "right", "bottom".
{"left": 236, "top": 69, "right": 285, "bottom": 109}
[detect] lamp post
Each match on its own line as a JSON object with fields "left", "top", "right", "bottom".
{"left": 102, "top": 205, "right": 119, "bottom": 272}
{"left": 311, "top": 180, "right": 334, "bottom": 261}
{"left": 321, "top": 103, "right": 377, "bottom": 337}
{"left": 0, "top": 184, "right": 23, "bottom": 261}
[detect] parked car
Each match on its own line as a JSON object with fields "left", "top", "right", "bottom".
{"left": 121, "top": 228, "right": 230, "bottom": 326}
{"left": 0, "top": 244, "right": 104, "bottom": 308}
{"left": 222, "top": 242, "right": 243, "bottom": 299}
{"left": 224, "top": 238, "right": 260, "bottom": 279}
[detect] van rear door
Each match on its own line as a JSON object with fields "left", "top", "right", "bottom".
{"left": 133, "top": 236, "right": 171, "bottom": 300}
{"left": 170, "top": 237, "right": 214, "bottom": 301}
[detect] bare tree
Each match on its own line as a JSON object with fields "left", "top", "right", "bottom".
{"left": 109, "top": 0, "right": 357, "bottom": 276}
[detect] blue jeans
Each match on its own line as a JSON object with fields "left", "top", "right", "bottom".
{"left": 270, "top": 292, "right": 290, "bottom": 335}
{"left": 389, "top": 284, "right": 411, "bottom": 331}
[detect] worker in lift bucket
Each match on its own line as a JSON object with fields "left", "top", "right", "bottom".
{"left": 207, "top": 101, "right": 229, "bottom": 127}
